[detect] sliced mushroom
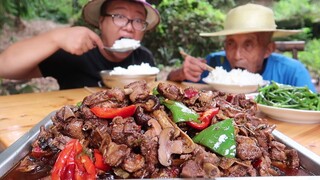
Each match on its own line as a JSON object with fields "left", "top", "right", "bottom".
{"left": 152, "top": 109, "right": 179, "bottom": 137}
{"left": 53, "top": 105, "right": 76, "bottom": 122}
{"left": 158, "top": 127, "right": 195, "bottom": 167}
{"left": 153, "top": 109, "right": 195, "bottom": 153}
{"left": 134, "top": 106, "right": 152, "bottom": 127}
{"left": 63, "top": 106, "right": 76, "bottom": 120}
{"left": 144, "top": 119, "right": 162, "bottom": 138}
{"left": 158, "top": 127, "right": 181, "bottom": 166}
{"left": 203, "top": 163, "right": 221, "bottom": 177}
{"left": 140, "top": 95, "right": 160, "bottom": 112}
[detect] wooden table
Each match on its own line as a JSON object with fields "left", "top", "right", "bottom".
{"left": 0, "top": 82, "right": 319, "bottom": 157}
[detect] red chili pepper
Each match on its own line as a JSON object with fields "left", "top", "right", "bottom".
{"left": 61, "top": 164, "right": 75, "bottom": 180}
{"left": 61, "top": 142, "right": 78, "bottom": 180}
{"left": 75, "top": 156, "right": 86, "bottom": 179}
{"left": 90, "top": 105, "right": 136, "bottom": 119}
{"left": 51, "top": 139, "right": 97, "bottom": 180}
{"left": 93, "top": 149, "right": 110, "bottom": 171}
{"left": 51, "top": 139, "right": 77, "bottom": 180}
{"left": 187, "top": 108, "right": 219, "bottom": 130}
{"left": 74, "top": 140, "right": 83, "bottom": 154}
{"left": 80, "top": 155, "right": 96, "bottom": 180}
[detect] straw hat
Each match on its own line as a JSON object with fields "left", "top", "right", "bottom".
{"left": 82, "top": 0, "right": 160, "bottom": 31}
{"left": 200, "top": 3, "right": 301, "bottom": 38}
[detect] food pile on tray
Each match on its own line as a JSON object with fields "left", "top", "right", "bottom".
{"left": 7, "top": 81, "right": 308, "bottom": 179}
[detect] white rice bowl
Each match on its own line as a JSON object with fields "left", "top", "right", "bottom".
{"left": 203, "top": 67, "right": 264, "bottom": 85}
{"left": 202, "top": 67, "right": 265, "bottom": 93}
{"left": 100, "top": 63, "right": 159, "bottom": 88}
{"left": 110, "top": 63, "right": 159, "bottom": 75}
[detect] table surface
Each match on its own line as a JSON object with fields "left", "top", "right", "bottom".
{"left": 0, "top": 81, "right": 319, "bottom": 156}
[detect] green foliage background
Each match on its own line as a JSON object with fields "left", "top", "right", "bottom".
{"left": 144, "top": 0, "right": 226, "bottom": 67}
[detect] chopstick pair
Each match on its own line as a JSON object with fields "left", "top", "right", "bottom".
{"left": 178, "top": 48, "right": 214, "bottom": 71}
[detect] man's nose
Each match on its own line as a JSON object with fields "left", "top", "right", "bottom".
{"left": 234, "top": 47, "right": 243, "bottom": 60}
{"left": 123, "top": 20, "right": 134, "bottom": 31}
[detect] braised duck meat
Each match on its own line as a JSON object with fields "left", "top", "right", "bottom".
{"left": 11, "top": 80, "right": 303, "bottom": 179}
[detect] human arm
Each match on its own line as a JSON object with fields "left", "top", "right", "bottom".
{"left": 167, "top": 55, "right": 207, "bottom": 82}
{"left": 0, "top": 26, "right": 104, "bottom": 79}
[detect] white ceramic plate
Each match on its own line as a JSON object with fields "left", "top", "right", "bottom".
{"left": 257, "top": 104, "right": 320, "bottom": 124}
{"left": 245, "top": 93, "right": 320, "bottom": 124}
{"left": 203, "top": 80, "right": 260, "bottom": 94}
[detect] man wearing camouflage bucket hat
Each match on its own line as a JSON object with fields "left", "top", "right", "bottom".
{"left": 168, "top": 3, "right": 316, "bottom": 92}
{"left": 0, "top": 0, "right": 160, "bottom": 90}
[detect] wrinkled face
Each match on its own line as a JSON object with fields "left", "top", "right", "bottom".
{"left": 224, "top": 32, "right": 274, "bottom": 73}
{"left": 99, "top": 0, "right": 147, "bottom": 61}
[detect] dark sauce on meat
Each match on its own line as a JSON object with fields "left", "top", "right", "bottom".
{"left": 273, "top": 163, "right": 315, "bottom": 176}
{"left": 1, "top": 83, "right": 317, "bottom": 179}
{"left": 1, "top": 153, "right": 57, "bottom": 180}
{"left": 2, "top": 162, "right": 115, "bottom": 180}
{"left": 2, "top": 157, "right": 314, "bottom": 179}
{"left": 2, "top": 164, "right": 52, "bottom": 180}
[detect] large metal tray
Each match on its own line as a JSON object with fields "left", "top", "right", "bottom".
{"left": 0, "top": 111, "right": 320, "bottom": 179}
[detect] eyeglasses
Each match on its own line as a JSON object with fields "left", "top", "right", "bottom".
{"left": 104, "top": 13, "right": 148, "bottom": 31}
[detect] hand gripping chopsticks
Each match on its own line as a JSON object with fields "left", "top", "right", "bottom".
{"left": 178, "top": 48, "right": 214, "bottom": 71}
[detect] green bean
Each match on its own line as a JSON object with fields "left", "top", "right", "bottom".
{"left": 255, "top": 81, "right": 320, "bottom": 111}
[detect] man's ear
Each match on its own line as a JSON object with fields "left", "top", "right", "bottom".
{"left": 264, "top": 42, "right": 276, "bottom": 59}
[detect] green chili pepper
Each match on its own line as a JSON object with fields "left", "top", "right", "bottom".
{"left": 76, "top": 101, "right": 82, "bottom": 107}
{"left": 152, "top": 87, "right": 159, "bottom": 96}
{"left": 193, "top": 118, "right": 236, "bottom": 158}
{"left": 162, "top": 99, "right": 200, "bottom": 123}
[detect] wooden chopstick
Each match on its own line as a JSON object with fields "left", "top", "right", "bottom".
{"left": 179, "top": 48, "right": 189, "bottom": 58}
{"left": 84, "top": 86, "right": 97, "bottom": 94}
{"left": 179, "top": 48, "right": 214, "bottom": 71}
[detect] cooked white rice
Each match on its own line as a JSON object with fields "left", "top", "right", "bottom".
{"left": 111, "top": 38, "right": 140, "bottom": 49}
{"left": 110, "top": 63, "right": 159, "bottom": 75}
{"left": 203, "top": 66, "right": 264, "bottom": 85}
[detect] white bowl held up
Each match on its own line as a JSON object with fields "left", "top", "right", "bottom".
{"left": 100, "top": 70, "right": 157, "bottom": 88}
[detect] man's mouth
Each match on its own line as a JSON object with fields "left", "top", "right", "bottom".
{"left": 118, "top": 37, "right": 132, "bottom": 40}
{"left": 234, "top": 66, "right": 246, "bottom": 70}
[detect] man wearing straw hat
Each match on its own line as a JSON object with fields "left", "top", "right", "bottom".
{"left": 0, "top": 0, "right": 160, "bottom": 90}
{"left": 167, "top": 3, "right": 316, "bottom": 92}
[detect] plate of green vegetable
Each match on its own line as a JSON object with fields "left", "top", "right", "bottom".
{"left": 257, "top": 103, "right": 320, "bottom": 124}
{"left": 254, "top": 82, "right": 320, "bottom": 124}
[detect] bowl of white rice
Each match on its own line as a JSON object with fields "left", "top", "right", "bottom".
{"left": 100, "top": 63, "right": 159, "bottom": 88}
{"left": 202, "top": 67, "right": 266, "bottom": 94}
